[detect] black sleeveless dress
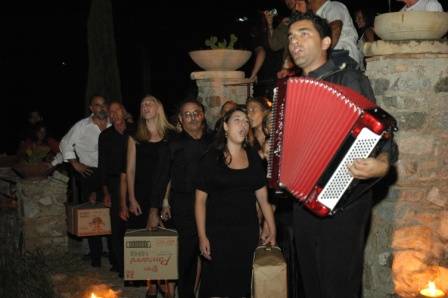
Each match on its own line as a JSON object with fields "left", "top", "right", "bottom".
{"left": 128, "top": 140, "right": 165, "bottom": 229}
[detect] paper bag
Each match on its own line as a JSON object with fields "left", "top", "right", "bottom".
{"left": 124, "top": 228, "right": 178, "bottom": 280}
{"left": 66, "top": 202, "right": 111, "bottom": 237}
{"left": 252, "top": 245, "right": 287, "bottom": 298}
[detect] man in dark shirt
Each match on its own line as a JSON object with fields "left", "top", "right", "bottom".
{"left": 98, "top": 101, "right": 133, "bottom": 278}
{"left": 287, "top": 13, "right": 397, "bottom": 297}
{"left": 166, "top": 99, "right": 213, "bottom": 298}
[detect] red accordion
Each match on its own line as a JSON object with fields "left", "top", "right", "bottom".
{"left": 267, "top": 77, "right": 397, "bottom": 217}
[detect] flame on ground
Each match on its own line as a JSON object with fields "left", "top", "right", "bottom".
{"left": 87, "top": 284, "right": 119, "bottom": 298}
{"left": 420, "top": 280, "right": 445, "bottom": 297}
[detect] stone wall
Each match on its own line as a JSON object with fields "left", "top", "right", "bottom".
{"left": 16, "top": 171, "right": 69, "bottom": 253}
{"left": 192, "top": 71, "right": 252, "bottom": 127}
{"left": 363, "top": 40, "right": 448, "bottom": 297}
{"left": 0, "top": 168, "right": 21, "bottom": 254}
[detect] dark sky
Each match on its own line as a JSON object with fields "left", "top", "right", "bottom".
{"left": 0, "top": 0, "right": 420, "bottom": 153}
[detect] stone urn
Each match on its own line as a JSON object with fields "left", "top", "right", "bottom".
{"left": 374, "top": 11, "right": 448, "bottom": 41}
{"left": 189, "top": 49, "right": 252, "bottom": 71}
{"left": 12, "top": 162, "right": 52, "bottom": 179}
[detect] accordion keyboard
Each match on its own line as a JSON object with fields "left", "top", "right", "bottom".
{"left": 316, "top": 127, "right": 382, "bottom": 210}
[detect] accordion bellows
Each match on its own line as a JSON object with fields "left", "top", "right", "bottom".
{"left": 267, "top": 77, "right": 397, "bottom": 217}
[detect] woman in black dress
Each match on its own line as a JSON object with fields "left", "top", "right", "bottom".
{"left": 195, "top": 106, "right": 276, "bottom": 298}
{"left": 125, "top": 95, "right": 173, "bottom": 297}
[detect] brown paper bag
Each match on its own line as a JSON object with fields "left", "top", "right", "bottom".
{"left": 124, "top": 228, "right": 178, "bottom": 280}
{"left": 66, "top": 202, "right": 111, "bottom": 237}
{"left": 252, "top": 245, "right": 287, "bottom": 298}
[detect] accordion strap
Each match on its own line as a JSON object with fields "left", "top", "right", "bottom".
{"left": 316, "top": 63, "right": 347, "bottom": 80}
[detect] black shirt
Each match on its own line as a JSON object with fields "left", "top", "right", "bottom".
{"left": 168, "top": 129, "right": 214, "bottom": 194}
{"left": 98, "top": 125, "right": 131, "bottom": 187}
{"left": 308, "top": 59, "right": 376, "bottom": 102}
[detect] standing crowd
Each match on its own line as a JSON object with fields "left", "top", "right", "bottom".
{"left": 33, "top": 0, "right": 447, "bottom": 297}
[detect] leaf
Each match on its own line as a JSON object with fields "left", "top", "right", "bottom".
{"left": 228, "top": 34, "right": 238, "bottom": 49}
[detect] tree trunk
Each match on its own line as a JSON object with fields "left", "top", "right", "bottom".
{"left": 85, "top": 0, "right": 121, "bottom": 112}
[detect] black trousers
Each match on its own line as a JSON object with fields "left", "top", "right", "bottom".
{"left": 79, "top": 167, "right": 111, "bottom": 264}
{"left": 107, "top": 176, "right": 126, "bottom": 275}
{"left": 293, "top": 195, "right": 372, "bottom": 298}
{"left": 276, "top": 211, "right": 303, "bottom": 298}
{"left": 171, "top": 192, "right": 199, "bottom": 298}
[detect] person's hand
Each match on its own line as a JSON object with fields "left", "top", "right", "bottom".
{"left": 261, "top": 224, "right": 276, "bottom": 246}
{"left": 71, "top": 160, "right": 93, "bottom": 177}
{"left": 199, "top": 236, "right": 212, "bottom": 260}
{"left": 120, "top": 205, "right": 129, "bottom": 221}
{"left": 147, "top": 208, "right": 160, "bottom": 230}
{"left": 348, "top": 157, "right": 389, "bottom": 180}
{"left": 129, "top": 199, "right": 142, "bottom": 216}
{"left": 261, "top": 141, "right": 270, "bottom": 160}
{"left": 103, "top": 193, "right": 111, "bottom": 208}
{"left": 248, "top": 75, "right": 257, "bottom": 83}
{"left": 160, "top": 207, "right": 172, "bottom": 221}
{"left": 277, "top": 68, "right": 294, "bottom": 79}
{"left": 88, "top": 192, "right": 96, "bottom": 204}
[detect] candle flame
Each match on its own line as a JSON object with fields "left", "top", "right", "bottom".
{"left": 428, "top": 281, "right": 437, "bottom": 293}
{"left": 420, "top": 280, "right": 445, "bottom": 297}
{"left": 91, "top": 293, "right": 99, "bottom": 298}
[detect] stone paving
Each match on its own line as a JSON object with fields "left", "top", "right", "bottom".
{"left": 49, "top": 240, "right": 166, "bottom": 298}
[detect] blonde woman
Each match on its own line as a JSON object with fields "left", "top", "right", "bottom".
{"left": 124, "top": 95, "right": 174, "bottom": 297}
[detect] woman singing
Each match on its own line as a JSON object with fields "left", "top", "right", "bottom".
{"left": 124, "top": 95, "right": 173, "bottom": 297}
{"left": 195, "top": 106, "right": 276, "bottom": 297}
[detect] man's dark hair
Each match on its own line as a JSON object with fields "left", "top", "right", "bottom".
{"left": 177, "top": 98, "right": 205, "bottom": 115}
{"left": 89, "top": 94, "right": 106, "bottom": 105}
{"left": 289, "top": 12, "right": 332, "bottom": 40}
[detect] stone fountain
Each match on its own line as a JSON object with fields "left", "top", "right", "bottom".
{"left": 189, "top": 49, "right": 253, "bottom": 127}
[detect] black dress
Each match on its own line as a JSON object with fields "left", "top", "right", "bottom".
{"left": 197, "top": 147, "right": 266, "bottom": 297}
{"left": 127, "top": 140, "right": 167, "bottom": 229}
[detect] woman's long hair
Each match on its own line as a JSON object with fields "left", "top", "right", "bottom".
{"left": 246, "top": 96, "right": 271, "bottom": 150}
{"left": 213, "top": 106, "right": 249, "bottom": 165}
{"left": 135, "top": 95, "right": 174, "bottom": 142}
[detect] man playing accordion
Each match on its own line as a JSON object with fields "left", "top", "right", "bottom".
{"left": 285, "top": 12, "right": 398, "bottom": 298}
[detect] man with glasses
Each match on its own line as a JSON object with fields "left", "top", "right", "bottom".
{"left": 163, "top": 99, "right": 213, "bottom": 298}
{"left": 59, "top": 95, "right": 110, "bottom": 267}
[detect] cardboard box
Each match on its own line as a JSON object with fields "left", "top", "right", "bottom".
{"left": 66, "top": 202, "right": 111, "bottom": 237}
{"left": 124, "top": 228, "right": 178, "bottom": 280}
{"left": 252, "top": 245, "right": 287, "bottom": 298}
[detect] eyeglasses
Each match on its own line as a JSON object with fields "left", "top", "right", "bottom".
{"left": 182, "top": 111, "right": 203, "bottom": 120}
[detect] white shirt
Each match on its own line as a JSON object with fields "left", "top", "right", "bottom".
{"left": 316, "top": 1, "right": 361, "bottom": 63}
{"left": 59, "top": 115, "right": 110, "bottom": 167}
{"left": 400, "top": 0, "right": 443, "bottom": 11}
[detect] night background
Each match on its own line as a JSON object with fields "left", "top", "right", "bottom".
{"left": 1, "top": 0, "right": 441, "bottom": 154}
